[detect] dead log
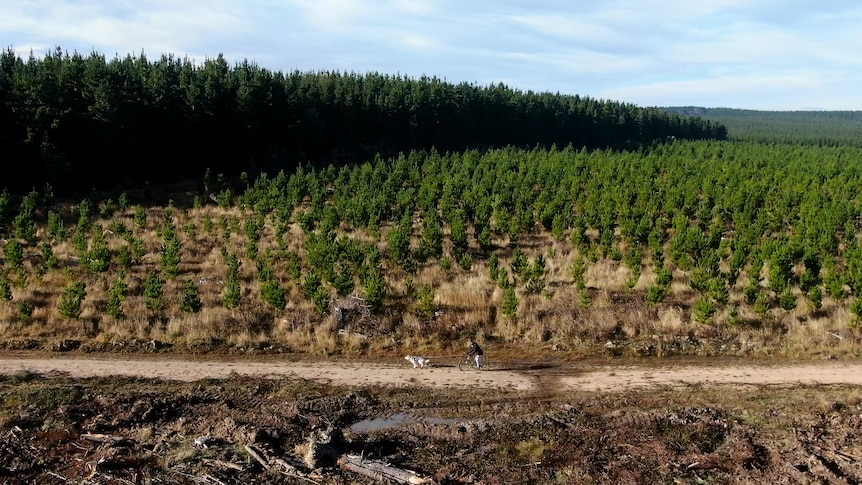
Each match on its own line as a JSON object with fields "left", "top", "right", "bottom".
{"left": 254, "top": 445, "right": 322, "bottom": 485}
{"left": 209, "top": 459, "right": 244, "bottom": 471}
{"left": 244, "top": 444, "right": 270, "bottom": 470}
{"left": 80, "top": 433, "right": 128, "bottom": 444}
{"left": 338, "top": 453, "right": 433, "bottom": 484}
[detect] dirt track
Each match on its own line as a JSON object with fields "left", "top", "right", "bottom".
{"left": 3, "top": 354, "right": 862, "bottom": 391}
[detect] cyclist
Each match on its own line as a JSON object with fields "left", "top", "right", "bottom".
{"left": 467, "top": 341, "right": 484, "bottom": 369}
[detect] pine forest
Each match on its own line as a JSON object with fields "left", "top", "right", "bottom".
{"left": 0, "top": 47, "right": 859, "bottom": 359}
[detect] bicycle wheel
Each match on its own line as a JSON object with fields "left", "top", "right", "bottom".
{"left": 458, "top": 356, "right": 471, "bottom": 371}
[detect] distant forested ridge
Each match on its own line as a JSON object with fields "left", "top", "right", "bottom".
{"left": 0, "top": 47, "right": 726, "bottom": 194}
{"left": 663, "top": 107, "right": 862, "bottom": 147}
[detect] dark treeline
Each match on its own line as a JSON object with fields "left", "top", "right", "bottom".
{"left": 664, "top": 107, "right": 862, "bottom": 147}
{"left": 0, "top": 47, "right": 726, "bottom": 195}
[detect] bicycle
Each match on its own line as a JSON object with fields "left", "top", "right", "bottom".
{"left": 458, "top": 353, "right": 490, "bottom": 371}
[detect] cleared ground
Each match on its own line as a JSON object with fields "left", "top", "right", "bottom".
{"left": 4, "top": 352, "right": 862, "bottom": 484}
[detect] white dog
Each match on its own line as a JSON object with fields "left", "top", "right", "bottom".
{"left": 404, "top": 355, "right": 430, "bottom": 368}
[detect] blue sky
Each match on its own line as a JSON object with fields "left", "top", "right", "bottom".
{"left": 4, "top": 0, "right": 861, "bottom": 110}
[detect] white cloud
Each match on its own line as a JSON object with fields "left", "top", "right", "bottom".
{"left": 600, "top": 69, "right": 862, "bottom": 110}
{"left": 5, "top": 0, "right": 862, "bottom": 109}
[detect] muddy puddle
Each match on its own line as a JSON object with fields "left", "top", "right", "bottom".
{"left": 349, "top": 412, "right": 462, "bottom": 433}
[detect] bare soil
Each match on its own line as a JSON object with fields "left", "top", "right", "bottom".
{"left": 3, "top": 352, "right": 862, "bottom": 391}
{"left": 4, "top": 351, "right": 862, "bottom": 484}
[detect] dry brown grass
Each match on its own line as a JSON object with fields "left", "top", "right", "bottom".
{"left": 1, "top": 200, "right": 860, "bottom": 360}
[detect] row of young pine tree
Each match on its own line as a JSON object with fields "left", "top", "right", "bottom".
{"left": 0, "top": 47, "right": 726, "bottom": 195}
{"left": 3, "top": 141, "right": 862, "bottom": 325}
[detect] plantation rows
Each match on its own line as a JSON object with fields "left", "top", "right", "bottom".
{"left": 0, "top": 47, "right": 724, "bottom": 194}
{"left": 1, "top": 139, "right": 861, "bottom": 345}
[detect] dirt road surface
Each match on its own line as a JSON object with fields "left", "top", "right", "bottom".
{"left": 3, "top": 353, "right": 862, "bottom": 391}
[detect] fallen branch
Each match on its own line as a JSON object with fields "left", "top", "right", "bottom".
{"left": 244, "top": 444, "right": 270, "bottom": 470}
{"left": 46, "top": 471, "right": 68, "bottom": 481}
{"left": 338, "top": 453, "right": 433, "bottom": 484}
{"left": 209, "top": 459, "right": 244, "bottom": 471}
{"left": 80, "top": 433, "right": 130, "bottom": 445}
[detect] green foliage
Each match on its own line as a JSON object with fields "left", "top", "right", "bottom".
{"left": 851, "top": 298, "right": 862, "bottom": 325}
{"left": 331, "top": 264, "right": 355, "bottom": 297}
{"left": 449, "top": 210, "right": 469, "bottom": 256}
{"left": 302, "top": 271, "right": 323, "bottom": 300}
{"left": 217, "top": 189, "right": 233, "bottom": 209}
{"left": 753, "top": 293, "right": 771, "bottom": 316}
{"left": 39, "top": 240, "right": 60, "bottom": 270}
{"left": 13, "top": 205, "right": 36, "bottom": 243}
{"left": 693, "top": 297, "right": 717, "bottom": 324}
{"left": 440, "top": 256, "right": 452, "bottom": 272}
{"left": 284, "top": 251, "right": 301, "bottom": 280}
{"left": 362, "top": 270, "right": 387, "bottom": 311}
{"left": 664, "top": 107, "right": 862, "bottom": 147}
{"left": 118, "top": 192, "right": 129, "bottom": 211}
{"left": 85, "top": 227, "right": 112, "bottom": 274}
{"left": 478, "top": 225, "right": 493, "bottom": 251}
{"left": 144, "top": 272, "right": 165, "bottom": 313}
{"left": 501, "top": 287, "right": 518, "bottom": 320}
{"left": 222, "top": 252, "right": 242, "bottom": 310}
{"left": 510, "top": 247, "right": 528, "bottom": 282}
{"left": 3, "top": 47, "right": 725, "bottom": 197}
{"left": 489, "top": 253, "right": 500, "bottom": 283}
{"left": 778, "top": 288, "right": 797, "bottom": 311}
{"left": 47, "top": 210, "right": 67, "bottom": 241}
{"left": 17, "top": 300, "right": 33, "bottom": 322}
{"left": 181, "top": 280, "right": 203, "bottom": 313}
{"left": 98, "top": 199, "right": 116, "bottom": 218}
{"left": 0, "top": 277, "right": 11, "bottom": 301}
{"left": 828, "top": 277, "right": 847, "bottom": 301}
{"left": 570, "top": 256, "right": 586, "bottom": 289}
{"left": 768, "top": 244, "right": 795, "bottom": 293}
{"left": 808, "top": 285, "right": 823, "bottom": 311}
{"left": 743, "top": 283, "right": 760, "bottom": 305}
{"left": 623, "top": 246, "right": 643, "bottom": 273}
{"left": 4, "top": 239, "right": 24, "bottom": 269}
{"left": 727, "top": 305, "right": 740, "bottom": 326}
{"left": 457, "top": 251, "right": 472, "bottom": 271}
{"left": 646, "top": 284, "right": 667, "bottom": 305}
{"left": 76, "top": 199, "right": 91, "bottom": 235}
{"left": 222, "top": 278, "right": 241, "bottom": 310}
{"left": 261, "top": 276, "right": 287, "bottom": 309}
{"left": 524, "top": 254, "right": 547, "bottom": 293}
{"left": 57, "top": 281, "right": 87, "bottom": 320}
{"left": 311, "top": 288, "right": 330, "bottom": 314}
{"left": 159, "top": 212, "right": 182, "bottom": 277}
{"left": 655, "top": 265, "right": 673, "bottom": 287}
{"left": 117, "top": 236, "right": 144, "bottom": 270}
{"left": 579, "top": 290, "right": 592, "bottom": 308}
{"left": 184, "top": 221, "right": 197, "bottom": 239}
{"left": 256, "top": 259, "right": 275, "bottom": 282}
{"left": 415, "top": 286, "right": 435, "bottom": 318}
{"left": 387, "top": 222, "right": 412, "bottom": 267}
{"left": 133, "top": 205, "right": 147, "bottom": 229}
{"left": 106, "top": 277, "right": 127, "bottom": 320}
{"left": 707, "top": 278, "right": 729, "bottom": 305}
{"left": 245, "top": 216, "right": 264, "bottom": 243}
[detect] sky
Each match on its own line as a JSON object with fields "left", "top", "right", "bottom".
{"left": 4, "top": 0, "right": 862, "bottom": 111}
